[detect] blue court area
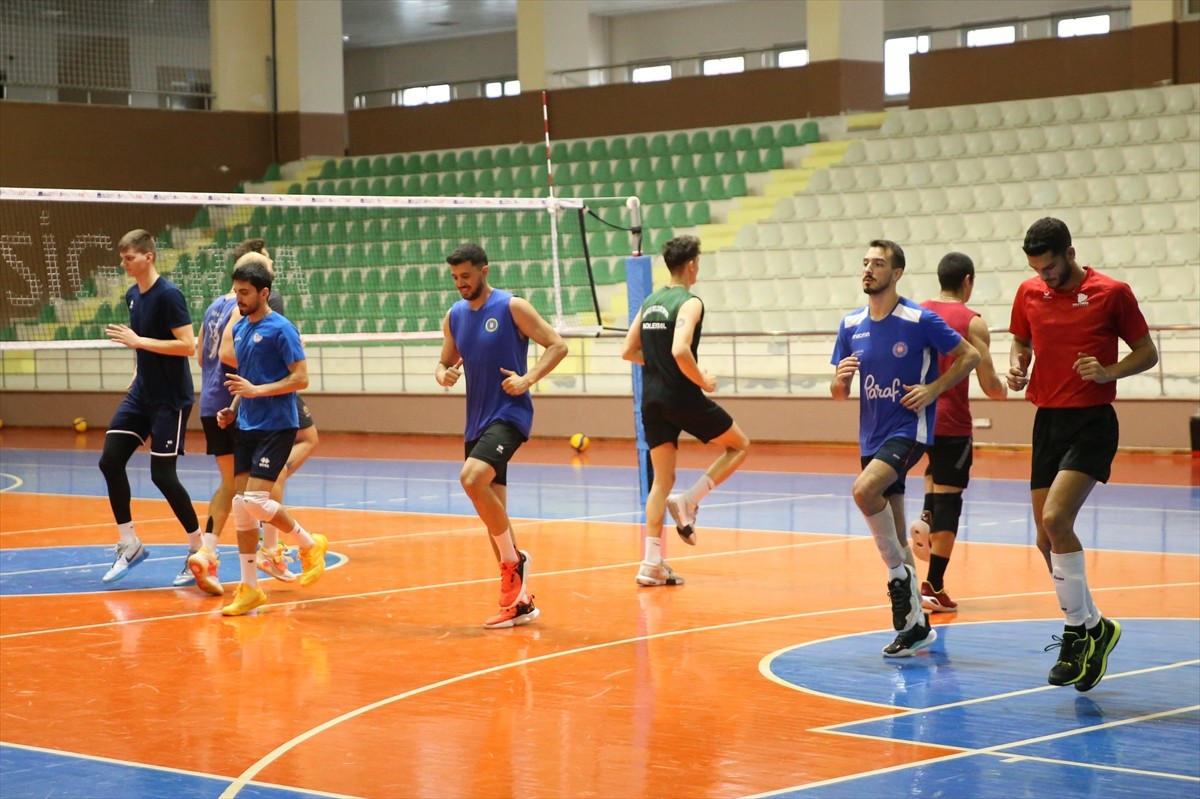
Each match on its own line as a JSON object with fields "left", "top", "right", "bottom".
{"left": 1, "top": 447, "right": 1197, "bottom": 554}
{"left": 765, "top": 619, "right": 1200, "bottom": 798}
{"left": 0, "top": 744, "right": 331, "bottom": 799}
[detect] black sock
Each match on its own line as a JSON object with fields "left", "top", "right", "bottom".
{"left": 927, "top": 554, "right": 950, "bottom": 590}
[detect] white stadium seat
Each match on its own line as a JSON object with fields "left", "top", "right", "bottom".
{"left": 1028, "top": 98, "right": 1055, "bottom": 126}
{"left": 1037, "top": 150, "right": 1068, "bottom": 179}
{"left": 1100, "top": 119, "right": 1131, "bottom": 146}
{"left": 1094, "top": 148, "right": 1125, "bottom": 175}
{"left": 1159, "top": 115, "right": 1191, "bottom": 142}
{"left": 1044, "top": 124, "right": 1073, "bottom": 151}
{"left": 983, "top": 156, "right": 1013, "bottom": 182}
{"left": 1105, "top": 90, "right": 1139, "bottom": 118}
{"left": 926, "top": 107, "right": 953, "bottom": 133}
{"left": 999, "top": 100, "right": 1030, "bottom": 127}
{"left": 921, "top": 186, "right": 949, "bottom": 214}
{"left": 945, "top": 185, "right": 975, "bottom": 212}
{"left": 972, "top": 182, "right": 1004, "bottom": 211}
{"left": 991, "top": 128, "right": 1020, "bottom": 154}
{"left": 842, "top": 191, "right": 870, "bottom": 219}
{"left": 904, "top": 110, "right": 929, "bottom": 135}
{"left": 1153, "top": 141, "right": 1188, "bottom": 171}
{"left": 890, "top": 137, "right": 917, "bottom": 162}
{"left": 949, "top": 105, "right": 979, "bottom": 130}
{"left": 1078, "top": 206, "right": 1111, "bottom": 235}
{"left": 1130, "top": 117, "right": 1160, "bottom": 144}
{"left": 964, "top": 130, "right": 993, "bottom": 156}
{"left": 1117, "top": 174, "right": 1150, "bottom": 204}
{"left": 1165, "top": 231, "right": 1200, "bottom": 264}
{"left": 1134, "top": 87, "right": 1166, "bottom": 116}
{"left": 1010, "top": 153, "right": 1039, "bottom": 181}
{"left": 1123, "top": 144, "right": 1155, "bottom": 174}
{"left": 817, "top": 193, "right": 845, "bottom": 218}
{"left": 867, "top": 190, "right": 897, "bottom": 217}
{"left": 938, "top": 132, "right": 967, "bottom": 158}
{"left": 1065, "top": 149, "right": 1097, "bottom": 176}
{"left": 1164, "top": 84, "right": 1197, "bottom": 114}
{"left": 853, "top": 164, "right": 882, "bottom": 190}
{"left": 1055, "top": 95, "right": 1084, "bottom": 123}
{"left": 1080, "top": 93, "right": 1110, "bottom": 120}
{"left": 791, "top": 194, "right": 818, "bottom": 220}
{"left": 1100, "top": 236, "right": 1137, "bottom": 268}
{"left": 974, "top": 103, "right": 1003, "bottom": 129}
{"left": 1001, "top": 182, "right": 1032, "bottom": 209}
{"left": 930, "top": 160, "right": 958, "bottom": 186}
{"left": 1029, "top": 181, "right": 1061, "bottom": 210}
{"left": 1017, "top": 126, "right": 1047, "bottom": 151}
{"left": 1072, "top": 122, "right": 1103, "bottom": 148}
{"left": 956, "top": 157, "right": 986, "bottom": 184}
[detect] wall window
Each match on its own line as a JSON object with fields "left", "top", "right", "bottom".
{"left": 884, "top": 34, "right": 929, "bottom": 96}
{"left": 484, "top": 79, "right": 520, "bottom": 98}
{"left": 966, "top": 25, "right": 1016, "bottom": 47}
{"left": 778, "top": 48, "right": 809, "bottom": 68}
{"left": 702, "top": 55, "right": 745, "bottom": 76}
{"left": 1057, "top": 14, "right": 1110, "bottom": 37}
{"left": 631, "top": 64, "right": 672, "bottom": 83}
{"left": 402, "top": 83, "right": 450, "bottom": 106}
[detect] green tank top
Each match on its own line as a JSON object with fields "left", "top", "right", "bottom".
{"left": 639, "top": 285, "right": 706, "bottom": 407}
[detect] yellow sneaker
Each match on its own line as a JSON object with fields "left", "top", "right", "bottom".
{"left": 299, "top": 534, "right": 328, "bottom": 587}
{"left": 221, "top": 582, "right": 267, "bottom": 616}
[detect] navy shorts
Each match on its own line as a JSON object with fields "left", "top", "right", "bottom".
{"left": 107, "top": 394, "right": 191, "bottom": 456}
{"left": 234, "top": 428, "right": 298, "bottom": 482}
{"left": 642, "top": 398, "right": 734, "bottom": 450}
{"left": 296, "top": 394, "right": 315, "bottom": 430}
{"left": 924, "top": 435, "right": 973, "bottom": 489}
{"left": 1031, "top": 405, "right": 1118, "bottom": 489}
{"left": 465, "top": 421, "right": 526, "bottom": 486}
{"left": 201, "top": 415, "right": 237, "bottom": 457}
{"left": 861, "top": 437, "right": 928, "bottom": 497}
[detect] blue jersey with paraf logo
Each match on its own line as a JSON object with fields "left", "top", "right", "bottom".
{"left": 831, "top": 297, "right": 962, "bottom": 455}
{"left": 231, "top": 311, "right": 306, "bottom": 431}
{"left": 449, "top": 288, "right": 534, "bottom": 441}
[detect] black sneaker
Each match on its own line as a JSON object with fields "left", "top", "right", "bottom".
{"left": 886, "top": 566, "right": 920, "bottom": 631}
{"left": 1045, "top": 627, "right": 1095, "bottom": 686}
{"left": 1075, "top": 617, "right": 1122, "bottom": 693}
{"left": 883, "top": 614, "right": 937, "bottom": 658}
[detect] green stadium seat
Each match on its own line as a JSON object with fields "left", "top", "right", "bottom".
{"left": 306, "top": 270, "right": 327, "bottom": 293}
{"left": 726, "top": 172, "right": 747, "bottom": 197}
{"left": 690, "top": 201, "right": 712, "bottom": 225}
{"left": 421, "top": 153, "right": 439, "bottom": 173}
{"left": 638, "top": 180, "right": 662, "bottom": 204}
{"left": 421, "top": 174, "right": 439, "bottom": 195}
{"left": 711, "top": 129, "right": 732, "bottom": 151}
{"left": 740, "top": 149, "right": 763, "bottom": 172}
{"left": 667, "top": 204, "right": 690, "bottom": 228}
{"left": 733, "top": 127, "right": 755, "bottom": 150}
{"left": 608, "top": 137, "right": 628, "bottom": 159}
{"left": 550, "top": 142, "right": 569, "bottom": 163}
{"left": 441, "top": 173, "right": 459, "bottom": 194}
{"left": 319, "top": 159, "right": 337, "bottom": 179}
{"left": 702, "top": 175, "right": 728, "bottom": 200}
{"left": 717, "top": 150, "right": 739, "bottom": 174}
{"left": 336, "top": 159, "right": 354, "bottom": 179}
{"left": 262, "top": 163, "right": 282, "bottom": 181}
{"left": 673, "top": 154, "right": 696, "bottom": 178}
{"left": 754, "top": 126, "right": 776, "bottom": 148}
{"left": 588, "top": 139, "right": 608, "bottom": 161}
{"left": 354, "top": 157, "right": 372, "bottom": 177}
{"left": 388, "top": 154, "right": 405, "bottom": 174}
{"left": 628, "top": 136, "right": 648, "bottom": 157}
{"left": 477, "top": 170, "right": 496, "bottom": 192}
{"left": 648, "top": 134, "right": 669, "bottom": 157}
{"left": 652, "top": 157, "right": 674, "bottom": 180}
{"left": 681, "top": 176, "right": 703, "bottom": 202}
{"left": 345, "top": 271, "right": 364, "bottom": 294}
{"left": 799, "top": 120, "right": 820, "bottom": 144}
{"left": 458, "top": 150, "right": 476, "bottom": 171}
{"left": 458, "top": 171, "right": 478, "bottom": 193}
{"left": 765, "top": 146, "right": 785, "bottom": 170}
{"left": 510, "top": 144, "right": 531, "bottom": 167}
{"left": 494, "top": 170, "right": 515, "bottom": 191}
{"left": 591, "top": 161, "right": 612, "bottom": 183}
{"left": 776, "top": 123, "right": 798, "bottom": 147}
{"left": 370, "top": 156, "right": 389, "bottom": 176}
{"left": 404, "top": 175, "right": 422, "bottom": 195}
{"left": 668, "top": 132, "right": 690, "bottom": 155}
{"left": 615, "top": 181, "right": 636, "bottom": 200}
{"left": 644, "top": 205, "right": 668, "bottom": 230}
{"left": 568, "top": 141, "right": 588, "bottom": 163}
{"left": 475, "top": 148, "right": 494, "bottom": 169}
{"left": 405, "top": 154, "right": 423, "bottom": 173}
{"left": 612, "top": 159, "right": 633, "bottom": 182}
{"left": 369, "top": 177, "right": 387, "bottom": 195}
{"left": 494, "top": 147, "right": 512, "bottom": 167}
{"left": 522, "top": 262, "right": 549, "bottom": 286}
{"left": 555, "top": 184, "right": 575, "bottom": 198}
{"left": 590, "top": 257, "right": 617, "bottom": 284}
{"left": 689, "top": 130, "right": 712, "bottom": 153}
{"left": 632, "top": 158, "right": 654, "bottom": 182}
{"left": 439, "top": 152, "right": 457, "bottom": 171}
{"left": 513, "top": 165, "right": 535, "bottom": 190}
{"left": 360, "top": 294, "right": 382, "bottom": 319}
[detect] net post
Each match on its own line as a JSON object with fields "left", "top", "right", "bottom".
{"left": 625, "top": 254, "right": 653, "bottom": 517}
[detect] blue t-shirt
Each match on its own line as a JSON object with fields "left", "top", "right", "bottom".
{"left": 125, "top": 276, "right": 194, "bottom": 410}
{"left": 831, "top": 297, "right": 962, "bottom": 455}
{"left": 198, "top": 294, "right": 237, "bottom": 416}
{"left": 231, "top": 311, "right": 306, "bottom": 431}
{"left": 449, "top": 288, "right": 534, "bottom": 441}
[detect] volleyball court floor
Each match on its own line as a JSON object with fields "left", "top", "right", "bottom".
{"left": 1, "top": 428, "right": 1196, "bottom": 799}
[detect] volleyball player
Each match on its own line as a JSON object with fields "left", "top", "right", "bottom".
{"left": 435, "top": 242, "right": 567, "bottom": 628}
{"left": 831, "top": 239, "right": 978, "bottom": 657}
{"left": 621, "top": 235, "right": 750, "bottom": 587}
{"left": 1009, "top": 217, "right": 1157, "bottom": 691}
{"left": 98, "top": 229, "right": 203, "bottom": 585}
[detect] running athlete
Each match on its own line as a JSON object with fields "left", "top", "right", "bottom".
{"left": 435, "top": 242, "right": 567, "bottom": 628}
{"left": 98, "top": 229, "right": 202, "bottom": 585}
{"left": 621, "top": 235, "right": 750, "bottom": 587}
{"left": 831, "top": 239, "right": 979, "bottom": 657}
{"left": 908, "top": 252, "right": 1007, "bottom": 612}
{"left": 1009, "top": 217, "right": 1157, "bottom": 691}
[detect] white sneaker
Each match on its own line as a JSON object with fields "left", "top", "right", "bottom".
{"left": 102, "top": 541, "right": 148, "bottom": 584}
{"left": 636, "top": 560, "right": 685, "bottom": 586}
{"left": 666, "top": 494, "right": 699, "bottom": 546}
{"left": 187, "top": 548, "right": 224, "bottom": 596}
{"left": 172, "top": 559, "right": 195, "bottom": 587}
{"left": 256, "top": 544, "right": 299, "bottom": 582}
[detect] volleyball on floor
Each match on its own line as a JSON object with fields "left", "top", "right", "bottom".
{"left": 73, "top": 417, "right": 88, "bottom": 433}
{"left": 569, "top": 433, "right": 590, "bottom": 453}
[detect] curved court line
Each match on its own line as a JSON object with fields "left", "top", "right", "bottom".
{"left": 215, "top": 599, "right": 1200, "bottom": 798}
{"left": 0, "top": 473, "right": 24, "bottom": 492}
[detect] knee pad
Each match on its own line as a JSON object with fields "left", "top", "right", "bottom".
{"left": 243, "top": 490, "right": 281, "bottom": 523}
{"left": 232, "top": 494, "right": 255, "bottom": 530}
{"left": 930, "top": 492, "right": 963, "bottom": 535}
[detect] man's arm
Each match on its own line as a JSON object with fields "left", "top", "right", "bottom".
{"left": 225, "top": 359, "right": 308, "bottom": 399}
{"left": 968, "top": 316, "right": 1007, "bottom": 400}
{"left": 1074, "top": 334, "right": 1158, "bottom": 384}
{"left": 435, "top": 311, "right": 463, "bottom": 387}
{"left": 670, "top": 297, "right": 716, "bottom": 392}
{"left": 901, "top": 338, "right": 980, "bottom": 412}
{"left": 830, "top": 356, "right": 857, "bottom": 400}
{"left": 219, "top": 307, "right": 242, "bottom": 367}
{"left": 106, "top": 322, "right": 195, "bottom": 357}
{"left": 621, "top": 311, "right": 644, "bottom": 365}
{"left": 1008, "top": 336, "right": 1033, "bottom": 392}
{"left": 503, "top": 297, "right": 568, "bottom": 394}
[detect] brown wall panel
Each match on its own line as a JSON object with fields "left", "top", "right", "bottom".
{"left": 1177, "top": 20, "right": 1200, "bottom": 84}
{"left": 909, "top": 23, "right": 1180, "bottom": 108}
{"left": 348, "top": 94, "right": 543, "bottom": 155}
{"left": 0, "top": 102, "right": 275, "bottom": 192}
{"left": 275, "top": 112, "right": 348, "bottom": 162}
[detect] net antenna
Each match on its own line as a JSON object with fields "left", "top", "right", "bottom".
{"left": 0, "top": 187, "right": 604, "bottom": 351}
{"left": 540, "top": 89, "right": 566, "bottom": 328}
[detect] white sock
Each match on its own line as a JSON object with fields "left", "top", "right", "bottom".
{"left": 239, "top": 553, "right": 258, "bottom": 587}
{"left": 865, "top": 507, "right": 905, "bottom": 570}
{"left": 117, "top": 521, "right": 137, "bottom": 547}
{"left": 201, "top": 532, "right": 219, "bottom": 553}
{"left": 643, "top": 535, "right": 662, "bottom": 564}
{"left": 685, "top": 474, "right": 715, "bottom": 506}
{"left": 287, "top": 521, "right": 315, "bottom": 550}
{"left": 492, "top": 529, "right": 518, "bottom": 562}
{"left": 261, "top": 522, "right": 279, "bottom": 551}
{"left": 1050, "top": 550, "right": 1090, "bottom": 626}
{"left": 902, "top": 544, "right": 916, "bottom": 572}
{"left": 186, "top": 529, "right": 201, "bottom": 552}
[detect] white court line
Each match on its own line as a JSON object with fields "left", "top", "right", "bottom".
{"left": 0, "top": 740, "right": 359, "bottom": 799}
{"left": 0, "top": 473, "right": 24, "bottom": 492}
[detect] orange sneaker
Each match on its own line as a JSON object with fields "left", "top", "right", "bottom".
{"left": 483, "top": 595, "right": 540, "bottom": 629}
{"left": 498, "top": 550, "right": 529, "bottom": 608}
{"left": 187, "top": 549, "right": 224, "bottom": 596}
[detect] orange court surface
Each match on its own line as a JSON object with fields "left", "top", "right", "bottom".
{"left": 1, "top": 427, "right": 1197, "bottom": 798}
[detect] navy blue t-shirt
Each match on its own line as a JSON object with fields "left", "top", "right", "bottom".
{"left": 125, "top": 276, "right": 194, "bottom": 410}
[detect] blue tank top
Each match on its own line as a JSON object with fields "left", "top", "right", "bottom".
{"left": 231, "top": 312, "right": 306, "bottom": 431}
{"left": 448, "top": 289, "right": 534, "bottom": 441}
{"left": 831, "top": 297, "right": 962, "bottom": 455}
{"left": 198, "top": 294, "right": 237, "bottom": 416}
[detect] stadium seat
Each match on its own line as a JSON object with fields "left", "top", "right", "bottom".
{"left": 798, "top": 120, "right": 820, "bottom": 145}
{"left": 1106, "top": 90, "right": 1139, "bottom": 118}
{"left": 1055, "top": 95, "right": 1084, "bottom": 123}
{"left": 732, "top": 127, "right": 755, "bottom": 150}
{"left": 608, "top": 137, "right": 628, "bottom": 159}
{"left": 669, "top": 132, "right": 690, "bottom": 155}
{"left": 1080, "top": 93, "right": 1110, "bottom": 121}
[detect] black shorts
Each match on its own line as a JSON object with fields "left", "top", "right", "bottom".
{"left": 924, "top": 435, "right": 973, "bottom": 489}
{"left": 861, "top": 437, "right": 928, "bottom": 497}
{"left": 201, "top": 415, "right": 238, "bottom": 457}
{"left": 1031, "top": 405, "right": 1118, "bottom": 490}
{"left": 465, "top": 421, "right": 526, "bottom": 486}
{"left": 107, "top": 394, "right": 191, "bottom": 456}
{"left": 296, "top": 394, "right": 315, "bottom": 430}
{"left": 234, "top": 428, "right": 298, "bottom": 482}
{"left": 642, "top": 398, "right": 734, "bottom": 450}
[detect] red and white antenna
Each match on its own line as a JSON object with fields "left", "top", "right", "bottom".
{"left": 542, "top": 90, "right": 555, "bottom": 201}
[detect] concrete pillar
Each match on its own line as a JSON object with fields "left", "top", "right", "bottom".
{"left": 517, "top": 0, "right": 603, "bottom": 91}
{"left": 209, "top": 0, "right": 274, "bottom": 112}
{"left": 805, "top": 0, "right": 884, "bottom": 112}
{"left": 1131, "top": 0, "right": 1179, "bottom": 26}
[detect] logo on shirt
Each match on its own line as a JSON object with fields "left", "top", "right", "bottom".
{"left": 863, "top": 374, "right": 903, "bottom": 402}
{"left": 485, "top": 318, "right": 499, "bottom": 333}
{"left": 1043, "top": 291, "right": 1053, "bottom": 299}
{"left": 851, "top": 331, "right": 870, "bottom": 340}
{"left": 253, "top": 333, "right": 263, "bottom": 343}
{"left": 892, "top": 342, "right": 908, "bottom": 358}
{"left": 1073, "top": 293, "right": 1089, "bottom": 308}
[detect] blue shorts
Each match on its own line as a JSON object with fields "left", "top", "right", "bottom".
{"left": 235, "top": 428, "right": 298, "bottom": 482}
{"left": 861, "top": 437, "right": 928, "bottom": 497}
{"left": 107, "top": 394, "right": 191, "bottom": 456}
